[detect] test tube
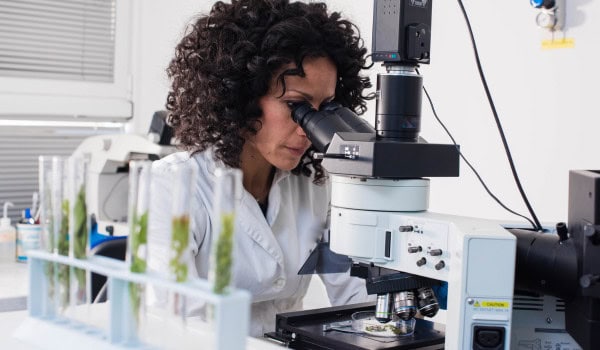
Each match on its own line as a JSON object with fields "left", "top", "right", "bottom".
{"left": 125, "top": 160, "right": 152, "bottom": 341}
{"left": 208, "top": 167, "right": 242, "bottom": 295}
{"left": 38, "top": 156, "right": 64, "bottom": 318}
{"left": 54, "top": 157, "right": 70, "bottom": 314}
{"left": 67, "top": 155, "right": 90, "bottom": 319}
{"left": 169, "top": 163, "right": 194, "bottom": 284}
{"left": 168, "top": 163, "right": 195, "bottom": 322}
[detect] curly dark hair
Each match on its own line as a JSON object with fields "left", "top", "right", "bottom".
{"left": 166, "top": 0, "right": 372, "bottom": 184}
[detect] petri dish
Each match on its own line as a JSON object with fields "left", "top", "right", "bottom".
{"left": 351, "top": 311, "right": 416, "bottom": 337}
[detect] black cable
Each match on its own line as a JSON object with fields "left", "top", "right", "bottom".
{"left": 419, "top": 80, "right": 537, "bottom": 230}
{"left": 456, "top": 0, "right": 543, "bottom": 231}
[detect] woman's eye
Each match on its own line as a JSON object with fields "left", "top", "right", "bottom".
{"left": 286, "top": 101, "right": 304, "bottom": 110}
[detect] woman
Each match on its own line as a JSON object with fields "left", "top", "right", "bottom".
{"left": 149, "top": 0, "right": 373, "bottom": 336}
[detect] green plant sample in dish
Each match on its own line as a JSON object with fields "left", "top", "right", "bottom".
{"left": 213, "top": 213, "right": 234, "bottom": 294}
{"left": 365, "top": 324, "right": 403, "bottom": 335}
{"left": 170, "top": 215, "right": 190, "bottom": 283}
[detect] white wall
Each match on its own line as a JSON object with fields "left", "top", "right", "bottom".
{"left": 418, "top": 0, "right": 599, "bottom": 226}
{"left": 130, "top": 0, "right": 214, "bottom": 133}
{"left": 134, "top": 0, "right": 600, "bottom": 225}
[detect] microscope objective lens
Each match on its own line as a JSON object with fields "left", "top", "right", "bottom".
{"left": 375, "top": 293, "right": 393, "bottom": 323}
{"left": 393, "top": 291, "right": 417, "bottom": 320}
{"left": 416, "top": 287, "right": 440, "bottom": 318}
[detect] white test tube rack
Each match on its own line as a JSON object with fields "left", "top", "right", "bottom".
{"left": 14, "top": 250, "right": 251, "bottom": 349}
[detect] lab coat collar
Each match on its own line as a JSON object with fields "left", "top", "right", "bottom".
{"left": 202, "top": 147, "right": 292, "bottom": 269}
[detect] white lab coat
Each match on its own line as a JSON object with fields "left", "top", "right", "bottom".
{"left": 147, "top": 149, "right": 369, "bottom": 337}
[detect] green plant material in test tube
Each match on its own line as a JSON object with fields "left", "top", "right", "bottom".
{"left": 73, "top": 185, "right": 87, "bottom": 259}
{"left": 213, "top": 213, "right": 234, "bottom": 294}
{"left": 130, "top": 211, "right": 148, "bottom": 273}
{"left": 58, "top": 199, "right": 70, "bottom": 309}
{"left": 169, "top": 215, "right": 190, "bottom": 283}
{"left": 73, "top": 185, "right": 87, "bottom": 295}
{"left": 129, "top": 211, "right": 148, "bottom": 326}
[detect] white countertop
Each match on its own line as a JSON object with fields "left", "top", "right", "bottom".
{"left": 0, "top": 261, "right": 29, "bottom": 299}
{"left": 0, "top": 261, "right": 29, "bottom": 313}
{"left": 0, "top": 260, "right": 283, "bottom": 349}
{"left": 2, "top": 308, "right": 283, "bottom": 350}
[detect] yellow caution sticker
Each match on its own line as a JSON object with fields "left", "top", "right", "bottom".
{"left": 480, "top": 301, "right": 509, "bottom": 308}
{"left": 541, "top": 38, "right": 575, "bottom": 50}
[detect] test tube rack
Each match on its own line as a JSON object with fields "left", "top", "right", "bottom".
{"left": 14, "top": 250, "right": 251, "bottom": 349}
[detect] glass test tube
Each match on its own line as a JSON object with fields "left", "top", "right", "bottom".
{"left": 126, "top": 160, "right": 152, "bottom": 339}
{"left": 53, "top": 157, "right": 70, "bottom": 315}
{"left": 38, "top": 156, "right": 64, "bottom": 318}
{"left": 209, "top": 167, "right": 242, "bottom": 295}
{"left": 67, "top": 155, "right": 90, "bottom": 314}
{"left": 168, "top": 163, "right": 195, "bottom": 322}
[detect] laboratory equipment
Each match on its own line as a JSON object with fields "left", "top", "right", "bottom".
{"left": 0, "top": 202, "right": 16, "bottom": 263}
{"left": 268, "top": 1, "right": 598, "bottom": 349}
{"left": 72, "top": 133, "right": 175, "bottom": 240}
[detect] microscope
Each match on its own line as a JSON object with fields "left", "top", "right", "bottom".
{"left": 267, "top": 1, "right": 600, "bottom": 349}
{"left": 267, "top": 1, "right": 517, "bottom": 349}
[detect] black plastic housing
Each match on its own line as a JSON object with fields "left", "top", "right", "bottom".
{"left": 565, "top": 170, "right": 600, "bottom": 350}
{"left": 372, "top": 0, "right": 432, "bottom": 64}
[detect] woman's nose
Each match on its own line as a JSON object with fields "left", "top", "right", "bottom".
{"left": 296, "top": 124, "right": 307, "bottom": 137}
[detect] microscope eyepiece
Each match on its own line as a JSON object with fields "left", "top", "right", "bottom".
{"left": 289, "top": 102, "right": 374, "bottom": 153}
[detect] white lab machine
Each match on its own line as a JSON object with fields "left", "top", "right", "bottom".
{"left": 73, "top": 133, "right": 176, "bottom": 238}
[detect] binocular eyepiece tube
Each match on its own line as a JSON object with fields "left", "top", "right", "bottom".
{"left": 290, "top": 101, "right": 375, "bottom": 153}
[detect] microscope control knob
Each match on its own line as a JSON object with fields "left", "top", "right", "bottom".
{"left": 580, "top": 274, "right": 600, "bottom": 288}
{"left": 583, "top": 224, "right": 600, "bottom": 245}
{"left": 408, "top": 246, "right": 422, "bottom": 254}
{"left": 399, "top": 225, "right": 414, "bottom": 232}
{"left": 435, "top": 261, "right": 445, "bottom": 270}
{"left": 584, "top": 223, "right": 598, "bottom": 236}
{"left": 429, "top": 249, "right": 443, "bottom": 256}
{"left": 416, "top": 257, "right": 427, "bottom": 267}
{"left": 535, "top": 11, "right": 557, "bottom": 29}
{"left": 530, "top": 0, "right": 555, "bottom": 9}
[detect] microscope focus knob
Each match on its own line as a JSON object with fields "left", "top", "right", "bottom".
{"left": 429, "top": 249, "right": 443, "bottom": 256}
{"left": 416, "top": 257, "right": 427, "bottom": 267}
{"left": 435, "top": 261, "right": 445, "bottom": 270}
{"left": 583, "top": 224, "right": 600, "bottom": 244}
{"left": 408, "top": 246, "right": 422, "bottom": 253}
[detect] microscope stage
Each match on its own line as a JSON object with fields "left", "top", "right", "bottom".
{"left": 265, "top": 302, "right": 445, "bottom": 349}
